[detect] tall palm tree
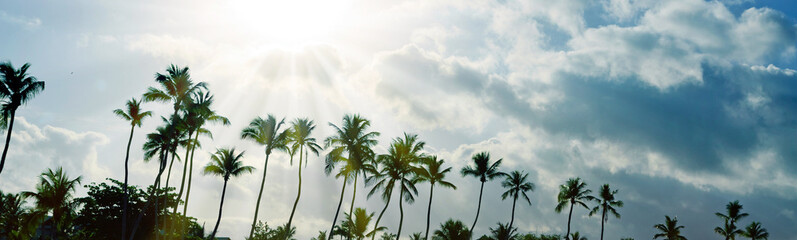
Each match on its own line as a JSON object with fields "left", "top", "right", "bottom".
{"left": 369, "top": 133, "right": 424, "bottom": 239}
{"left": 653, "top": 216, "right": 687, "bottom": 240}
{"left": 113, "top": 97, "right": 152, "bottom": 240}
{"left": 500, "top": 170, "right": 534, "bottom": 231}
{"left": 588, "top": 184, "right": 623, "bottom": 240}
{"left": 343, "top": 208, "right": 385, "bottom": 240}
{"left": 415, "top": 156, "right": 456, "bottom": 240}
{"left": 489, "top": 222, "right": 517, "bottom": 240}
{"left": 741, "top": 222, "right": 768, "bottom": 240}
{"left": 203, "top": 148, "right": 254, "bottom": 239}
{"left": 181, "top": 91, "right": 228, "bottom": 222}
{"left": 324, "top": 114, "right": 380, "bottom": 240}
{"left": 433, "top": 219, "right": 471, "bottom": 240}
{"left": 460, "top": 151, "right": 506, "bottom": 234}
{"left": 715, "top": 200, "right": 748, "bottom": 240}
{"left": 242, "top": 114, "right": 289, "bottom": 239}
{"left": 555, "top": 177, "right": 594, "bottom": 240}
{"left": 285, "top": 118, "right": 322, "bottom": 236}
{"left": 0, "top": 62, "right": 45, "bottom": 176}
{"left": 22, "top": 167, "right": 82, "bottom": 239}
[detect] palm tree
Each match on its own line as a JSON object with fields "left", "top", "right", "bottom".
{"left": 715, "top": 200, "right": 748, "bottom": 240}
{"left": 369, "top": 133, "right": 424, "bottom": 239}
{"left": 433, "top": 219, "right": 471, "bottom": 240}
{"left": 588, "top": 184, "right": 623, "bottom": 240}
{"left": 324, "top": 114, "right": 380, "bottom": 240}
{"left": 489, "top": 222, "right": 517, "bottom": 240}
{"left": 569, "top": 232, "right": 587, "bottom": 240}
{"left": 180, "top": 91, "right": 228, "bottom": 221}
{"left": 285, "top": 118, "right": 322, "bottom": 236}
{"left": 113, "top": 97, "right": 152, "bottom": 240}
{"left": 409, "top": 232, "right": 423, "bottom": 240}
{"left": 741, "top": 222, "right": 768, "bottom": 240}
{"left": 415, "top": 156, "right": 456, "bottom": 240}
{"left": 555, "top": 177, "right": 594, "bottom": 240}
{"left": 0, "top": 62, "right": 45, "bottom": 176}
{"left": 203, "top": 148, "right": 255, "bottom": 239}
{"left": 653, "top": 215, "right": 687, "bottom": 240}
{"left": 242, "top": 114, "right": 289, "bottom": 239}
{"left": 343, "top": 208, "right": 385, "bottom": 240}
{"left": 22, "top": 167, "right": 82, "bottom": 239}
{"left": 500, "top": 170, "right": 534, "bottom": 231}
{"left": 460, "top": 151, "right": 506, "bottom": 234}
{"left": 716, "top": 220, "right": 743, "bottom": 240}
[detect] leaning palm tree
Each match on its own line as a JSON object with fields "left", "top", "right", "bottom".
{"left": 285, "top": 118, "right": 322, "bottom": 236}
{"left": 203, "top": 148, "right": 255, "bottom": 239}
{"left": 343, "top": 208, "right": 385, "bottom": 240}
{"left": 0, "top": 62, "right": 45, "bottom": 176}
{"left": 741, "top": 222, "right": 768, "bottom": 240}
{"left": 653, "top": 215, "right": 687, "bottom": 240}
{"left": 242, "top": 114, "right": 289, "bottom": 239}
{"left": 555, "top": 177, "right": 594, "bottom": 240}
{"left": 433, "top": 219, "right": 471, "bottom": 240}
{"left": 369, "top": 133, "right": 424, "bottom": 239}
{"left": 324, "top": 114, "right": 380, "bottom": 240}
{"left": 461, "top": 151, "right": 506, "bottom": 233}
{"left": 500, "top": 170, "right": 534, "bottom": 231}
{"left": 22, "top": 167, "right": 82, "bottom": 240}
{"left": 715, "top": 200, "right": 748, "bottom": 240}
{"left": 489, "top": 222, "right": 517, "bottom": 240}
{"left": 588, "top": 184, "right": 623, "bottom": 240}
{"left": 415, "top": 156, "right": 456, "bottom": 240}
{"left": 113, "top": 97, "right": 152, "bottom": 239}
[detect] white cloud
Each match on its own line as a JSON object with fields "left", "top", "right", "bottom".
{"left": 0, "top": 11, "right": 41, "bottom": 30}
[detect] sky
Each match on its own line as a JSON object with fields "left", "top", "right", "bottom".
{"left": 1, "top": 0, "right": 796, "bottom": 239}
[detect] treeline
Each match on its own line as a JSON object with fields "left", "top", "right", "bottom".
{"left": 0, "top": 62, "right": 771, "bottom": 240}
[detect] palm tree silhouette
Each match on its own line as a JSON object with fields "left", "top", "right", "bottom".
{"left": 343, "top": 208, "right": 386, "bottom": 240}
{"left": 461, "top": 151, "right": 506, "bottom": 234}
{"left": 569, "top": 232, "right": 587, "bottom": 240}
{"left": 0, "top": 62, "right": 45, "bottom": 176}
{"left": 433, "top": 219, "right": 471, "bottom": 240}
{"left": 588, "top": 184, "right": 623, "bottom": 240}
{"left": 369, "top": 133, "right": 424, "bottom": 239}
{"left": 555, "top": 177, "right": 594, "bottom": 240}
{"left": 653, "top": 215, "right": 687, "bottom": 240}
{"left": 715, "top": 200, "right": 748, "bottom": 240}
{"left": 113, "top": 98, "right": 152, "bottom": 240}
{"left": 242, "top": 114, "right": 289, "bottom": 239}
{"left": 203, "top": 148, "right": 254, "bottom": 239}
{"left": 180, "top": 91, "right": 229, "bottom": 224}
{"left": 22, "top": 167, "right": 82, "bottom": 240}
{"left": 741, "top": 222, "right": 768, "bottom": 240}
{"left": 500, "top": 170, "right": 534, "bottom": 231}
{"left": 285, "top": 118, "right": 322, "bottom": 237}
{"left": 415, "top": 156, "right": 456, "bottom": 240}
{"left": 489, "top": 222, "right": 517, "bottom": 240}
{"left": 324, "top": 114, "right": 380, "bottom": 240}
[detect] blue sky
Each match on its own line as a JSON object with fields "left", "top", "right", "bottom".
{"left": 1, "top": 0, "right": 796, "bottom": 239}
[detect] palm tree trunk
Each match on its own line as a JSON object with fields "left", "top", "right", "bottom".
{"left": 122, "top": 124, "right": 135, "bottom": 240}
{"left": 397, "top": 186, "right": 405, "bottom": 240}
{"left": 286, "top": 147, "right": 304, "bottom": 238}
{"left": 349, "top": 172, "right": 359, "bottom": 216}
{"left": 173, "top": 131, "right": 194, "bottom": 216}
{"left": 155, "top": 179, "right": 161, "bottom": 240}
{"left": 470, "top": 181, "right": 485, "bottom": 234}
{"left": 600, "top": 207, "right": 605, "bottom": 240}
{"left": 329, "top": 178, "right": 348, "bottom": 240}
{"left": 164, "top": 148, "right": 178, "bottom": 197}
{"left": 371, "top": 191, "right": 392, "bottom": 240}
{"left": 0, "top": 110, "right": 17, "bottom": 176}
{"left": 249, "top": 151, "right": 272, "bottom": 239}
{"left": 128, "top": 151, "right": 167, "bottom": 240}
{"left": 424, "top": 183, "right": 434, "bottom": 240}
{"left": 509, "top": 194, "right": 517, "bottom": 230}
{"left": 210, "top": 179, "right": 229, "bottom": 239}
{"left": 181, "top": 133, "right": 199, "bottom": 240}
{"left": 566, "top": 202, "right": 574, "bottom": 240}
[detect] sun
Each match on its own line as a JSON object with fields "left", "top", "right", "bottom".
{"left": 228, "top": 0, "right": 352, "bottom": 47}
